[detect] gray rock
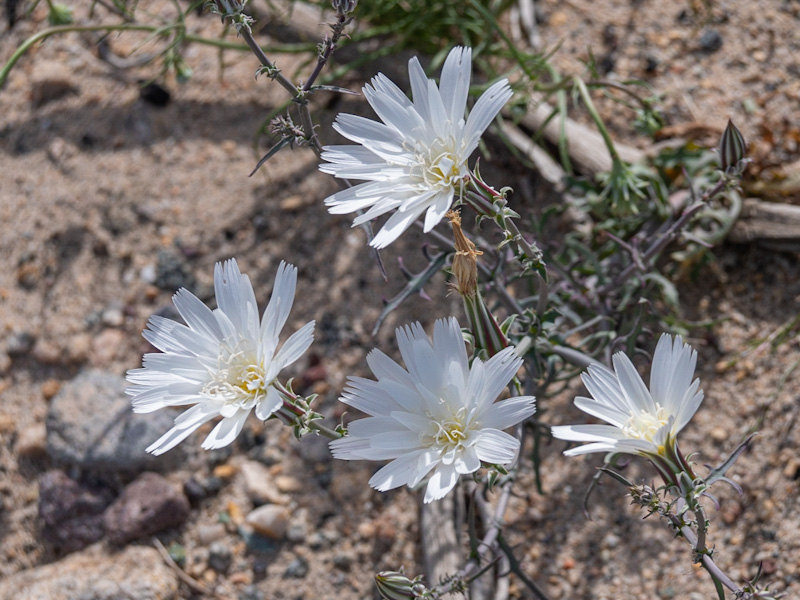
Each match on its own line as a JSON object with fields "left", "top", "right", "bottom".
{"left": 6, "top": 331, "right": 35, "bottom": 356}
{"left": 196, "top": 523, "right": 226, "bottom": 546}
{"left": 699, "top": 28, "right": 723, "bottom": 53}
{"left": 208, "top": 541, "right": 232, "bottom": 573}
{"left": 155, "top": 249, "right": 195, "bottom": 292}
{"left": 38, "top": 470, "right": 113, "bottom": 552}
{"left": 238, "top": 585, "right": 265, "bottom": 600}
{"left": 103, "top": 472, "right": 190, "bottom": 545}
{"left": 283, "top": 556, "right": 309, "bottom": 579}
{"left": 46, "top": 370, "right": 186, "bottom": 473}
{"left": 0, "top": 543, "right": 179, "bottom": 600}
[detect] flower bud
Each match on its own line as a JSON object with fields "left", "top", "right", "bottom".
{"left": 375, "top": 570, "right": 429, "bottom": 600}
{"left": 47, "top": 2, "right": 74, "bottom": 25}
{"left": 718, "top": 119, "right": 747, "bottom": 175}
{"left": 332, "top": 0, "right": 357, "bottom": 15}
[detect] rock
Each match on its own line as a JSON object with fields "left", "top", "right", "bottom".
{"left": 0, "top": 351, "right": 11, "bottom": 374}
{"left": 6, "top": 331, "right": 35, "bottom": 356}
{"left": 283, "top": 556, "right": 309, "bottom": 579}
{"left": 89, "top": 328, "right": 126, "bottom": 366}
{"left": 183, "top": 477, "right": 207, "bottom": 505}
{"left": 40, "top": 378, "right": 62, "bottom": 400}
{"left": 0, "top": 413, "right": 14, "bottom": 434}
{"left": 38, "top": 470, "right": 113, "bottom": 552}
{"left": 46, "top": 370, "right": 186, "bottom": 473}
{"left": 332, "top": 553, "right": 352, "bottom": 571}
{"left": 155, "top": 249, "right": 196, "bottom": 292}
{"left": 32, "top": 340, "right": 61, "bottom": 365}
{"left": 274, "top": 475, "right": 302, "bottom": 493}
{"left": 245, "top": 504, "right": 290, "bottom": 540}
{"left": 196, "top": 523, "right": 227, "bottom": 546}
{"left": 103, "top": 472, "right": 190, "bottom": 545}
{"left": 208, "top": 542, "right": 232, "bottom": 573}
{"left": 101, "top": 304, "right": 125, "bottom": 327}
{"left": 238, "top": 585, "right": 265, "bottom": 600}
{"left": 16, "top": 423, "right": 47, "bottom": 456}
{"left": 0, "top": 543, "right": 179, "bottom": 600}
{"left": 30, "top": 60, "right": 78, "bottom": 107}
{"left": 699, "top": 28, "right": 723, "bottom": 53}
{"left": 239, "top": 460, "right": 289, "bottom": 506}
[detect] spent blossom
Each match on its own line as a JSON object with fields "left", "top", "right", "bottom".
{"left": 320, "top": 46, "right": 513, "bottom": 248}
{"left": 551, "top": 334, "right": 703, "bottom": 458}
{"left": 330, "top": 317, "right": 535, "bottom": 503}
{"left": 127, "top": 259, "right": 314, "bottom": 455}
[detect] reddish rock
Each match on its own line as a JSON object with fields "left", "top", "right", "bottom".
{"left": 39, "top": 470, "right": 113, "bottom": 552}
{"left": 103, "top": 472, "right": 190, "bottom": 545}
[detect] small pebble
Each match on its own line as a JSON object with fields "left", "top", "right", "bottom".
{"left": 183, "top": 478, "right": 207, "bottom": 505}
{"left": 197, "top": 523, "right": 227, "bottom": 546}
{"left": 0, "top": 352, "right": 11, "bottom": 375}
{"left": 699, "top": 28, "right": 723, "bottom": 53}
{"left": 332, "top": 553, "right": 352, "bottom": 571}
{"left": 33, "top": 340, "right": 61, "bottom": 365}
{"left": 239, "top": 460, "right": 289, "bottom": 505}
{"left": 246, "top": 505, "right": 290, "bottom": 540}
{"left": 710, "top": 427, "right": 728, "bottom": 443}
{"left": 15, "top": 423, "right": 47, "bottom": 456}
{"left": 212, "top": 463, "right": 238, "bottom": 480}
{"left": 90, "top": 329, "right": 126, "bottom": 365}
{"left": 0, "top": 413, "right": 15, "bottom": 433}
{"left": 208, "top": 542, "right": 232, "bottom": 573}
{"left": 6, "top": 332, "right": 35, "bottom": 356}
{"left": 101, "top": 305, "right": 124, "bottom": 327}
{"left": 274, "top": 475, "right": 302, "bottom": 494}
{"left": 41, "top": 379, "right": 61, "bottom": 400}
{"left": 238, "top": 585, "right": 265, "bottom": 600}
{"left": 283, "top": 557, "right": 309, "bottom": 579}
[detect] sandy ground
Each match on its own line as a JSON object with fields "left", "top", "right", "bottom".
{"left": 1, "top": 0, "right": 799, "bottom": 598}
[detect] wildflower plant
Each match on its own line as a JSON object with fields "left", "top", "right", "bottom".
{"left": 127, "top": 259, "right": 315, "bottom": 454}
{"left": 5, "top": 1, "right": 780, "bottom": 599}
{"left": 329, "top": 317, "right": 535, "bottom": 503}
{"left": 320, "top": 46, "right": 513, "bottom": 248}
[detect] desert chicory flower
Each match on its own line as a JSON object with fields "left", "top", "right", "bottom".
{"left": 329, "top": 317, "right": 535, "bottom": 503}
{"left": 319, "top": 46, "right": 513, "bottom": 248}
{"left": 127, "top": 259, "right": 314, "bottom": 455}
{"left": 551, "top": 334, "right": 704, "bottom": 458}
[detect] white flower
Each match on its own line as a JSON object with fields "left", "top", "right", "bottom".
{"left": 127, "top": 259, "right": 315, "bottom": 455}
{"left": 319, "top": 46, "right": 513, "bottom": 248}
{"left": 551, "top": 334, "right": 704, "bottom": 457}
{"left": 330, "top": 317, "right": 536, "bottom": 503}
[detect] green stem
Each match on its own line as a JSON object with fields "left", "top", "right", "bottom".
{"left": 573, "top": 76, "right": 621, "bottom": 163}
{"left": 0, "top": 23, "right": 307, "bottom": 89}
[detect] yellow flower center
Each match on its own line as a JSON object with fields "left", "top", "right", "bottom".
{"left": 422, "top": 405, "right": 470, "bottom": 452}
{"left": 202, "top": 345, "right": 271, "bottom": 409}
{"left": 621, "top": 403, "right": 669, "bottom": 443}
{"left": 415, "top": 137, "right": 467, "bottom": 190}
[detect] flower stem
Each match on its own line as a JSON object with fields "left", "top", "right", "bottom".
{"left": 0, "top": 23, "right": 256, "bottom": 89}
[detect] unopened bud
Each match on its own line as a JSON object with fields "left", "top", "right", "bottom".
{"left": 718, "top": 119, "right": 747, "bottom": 175}
{"left": 48, "top": 2, "right": 74, "bottom": 25}
{"left": 448, "top": 211, "right": 482, "bottom": 297}
{"left": 375, "top": 570, "right": 430, "bottom": 600}
{"left": 332, "top": 0, "right": 357, "bottom": 15}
